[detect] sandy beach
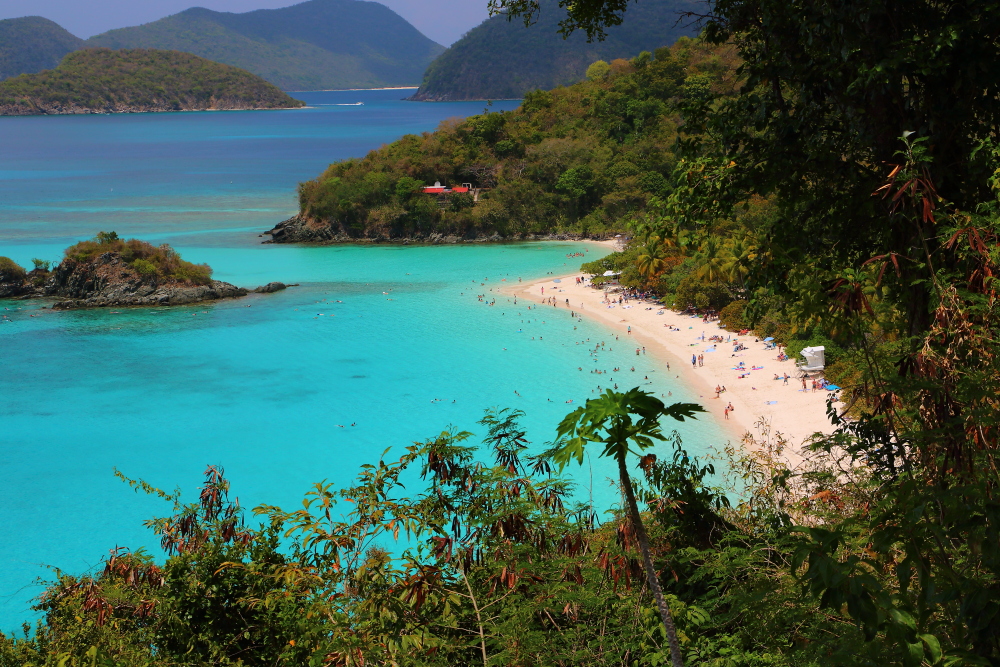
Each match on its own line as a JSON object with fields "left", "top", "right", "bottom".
{"left": 505, "top": 264, "right": 840, "bottom": 464}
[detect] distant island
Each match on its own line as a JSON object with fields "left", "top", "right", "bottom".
{"left": 0, "top": 232, "right": 286, "bottom": 308}
{"left": 0, "top": 16, "right": 84, "bottom": 81}
{"left": 84, "top": 0, "right": 445, "bottom": 91}
{"left": 0, "top": 48, "right": 303, "bottom": 115}
{"left": 409, "top": 0, "right": 701, "bottom": 101}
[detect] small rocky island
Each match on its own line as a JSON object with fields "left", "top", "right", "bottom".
{"left": 0, "top": 48, "right": 304, "bottom": 115}
{"left": 0, "top": 232, "right": 285, "bottom": 308}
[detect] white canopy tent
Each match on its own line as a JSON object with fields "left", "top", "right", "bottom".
{"left": 602, "top": 270, "right": 621, "bottom": 277}
{"left": 797, "top": 346, "right": 826, "bottom": 372}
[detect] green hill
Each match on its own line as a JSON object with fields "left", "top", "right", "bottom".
{"left": 268, "top": 38, "right": 738, "bottom": 243}
{"left": 410, "top": 0, "right": 702, "bottom": 101}
{"left": 85, "top": 0, "right": 446, "bottom": 91}
{"left": 0, "top": 16, "right": 84, "bottom": 81}
{"left": 0, "top": 48, "right": 304, "bottom": 115}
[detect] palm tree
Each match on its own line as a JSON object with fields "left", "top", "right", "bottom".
{"left": 720, "top": 236, "right": 755, "bottom": 289}
{"left": 555, "top": 389, "right": 704, "bottom": 667}
{"left": 636, "top": 236, "right": 669, "bottom": 284}
{"left": 694, "top": 235, "right": 728, "bottom": 283}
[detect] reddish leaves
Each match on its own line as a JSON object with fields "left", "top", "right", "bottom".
{"left": 874, "top": 161, "right": 938, "bottom": 225}
{"left": 160, "top": 465, "right": 254, "bottom": 555}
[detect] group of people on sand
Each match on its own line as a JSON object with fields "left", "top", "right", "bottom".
{"left": 803, "top": 375, "right": 832, "bottom": 392}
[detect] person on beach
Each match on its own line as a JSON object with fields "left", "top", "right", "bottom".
{"left": 724, "top": 406, "right": 730, "bottom": 420}
{"left": 692, "top": 354, "right": 697, "bottom": 368}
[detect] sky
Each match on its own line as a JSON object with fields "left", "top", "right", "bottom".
{"left": 0, "top": 0, "right": 490, "bottom": 45}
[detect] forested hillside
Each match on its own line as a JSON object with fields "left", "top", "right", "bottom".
{"left": 85, "top": 0, "right": 445, "bottom": 90}
{"left": 410, "top": 0, "right": 701, "bottom": 101}
{"left": 0, "top": 16, "right": 83, "bottom": 81}
{"left": 274, "top": 37, "right": 738, "bottom": 243}
{"left": 0, "top": 48, "right": 304, "bottom": 114}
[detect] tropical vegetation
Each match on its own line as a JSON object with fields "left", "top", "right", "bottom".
{"left": 296, "top": 37, "right": 738, "bottom": 240}
{"left": 0, "top": 401, "right": 876, "bottom": 667}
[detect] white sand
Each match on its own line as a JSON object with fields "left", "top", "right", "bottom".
{"left": 505, "top": 271, "right": 840, "bottom": 464}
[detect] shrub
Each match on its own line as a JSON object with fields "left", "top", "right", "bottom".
{"left": 0, "top": 256, "right": 26, "bottom": 280}
{"left": 131, "top": 259, "right": 158, "bottom": 276}
{"left": 718, "top": 300, "right": 747, "bottom": 330}
{"left": 449, "top": 192, "right": 475, "bottom": 212}
{"left": 673, "top": 275, "right": 729, "bottom": 311}
{"left": 31, "top": 258, "right": 51, "bottom": 271}
{"left": 586, "top": 60, "right": 610, "bottom": 81}
{"left": 171, "top": 262, "right": 212, "bottom": 286}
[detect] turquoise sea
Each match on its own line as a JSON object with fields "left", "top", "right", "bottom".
{"left": 0, "top": 89, "right": 727, "bottom": 629}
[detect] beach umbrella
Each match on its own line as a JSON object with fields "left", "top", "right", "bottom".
{"left": 826, "top": 384, "right": 841, "bottom": 390}
{"left": 763, "top": 337, "right": 774, "bottom": 341}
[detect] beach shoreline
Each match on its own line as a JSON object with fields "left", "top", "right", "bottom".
{"left": 504, "top": 270, "right": 840, "bottom": 465}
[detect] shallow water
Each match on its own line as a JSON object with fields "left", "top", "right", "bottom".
{"left": 0, "top": 90, "right": 727, "bottom": 629}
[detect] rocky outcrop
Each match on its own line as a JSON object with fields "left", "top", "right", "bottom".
{"left": 0, "top": 265, "right": 29, "bottom": 297}
{"left": 254, "top": 282, "right": 287, "bottom": 293}
{"left": 261, "top": 215, "right": 608, "bottom": 245}
{"left": 43, "top": 253, "right": 249, "bottom": 308}
{"left": 0, "top": 251, "right": 288, "bottom": 309}
{"left": 263, "top": 215, "right": 351, "bottom": 244}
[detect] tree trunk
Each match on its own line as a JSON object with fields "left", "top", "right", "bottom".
{"left": 617, "top": 454, "right": 685, "bottom": 667}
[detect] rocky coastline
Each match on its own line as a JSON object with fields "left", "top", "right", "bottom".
{"left": 261, "top": 214, "right": 612, "bottom": 245}
{"left": 0, "top": 252, "right": 285, "bottom": 308}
